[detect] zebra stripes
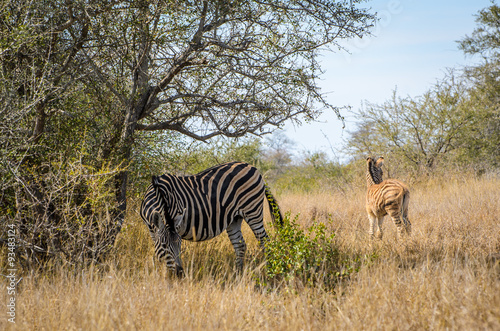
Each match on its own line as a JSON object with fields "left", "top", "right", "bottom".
{"left": 366, "top": 157, "right": 411, "bottom": 240}
{"left": 140, "top": 162, "right": 282, "bottom": 275}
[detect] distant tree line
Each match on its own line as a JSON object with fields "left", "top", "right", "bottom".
{"left": 347, "top": 3, "right": 500, "bottom": 177}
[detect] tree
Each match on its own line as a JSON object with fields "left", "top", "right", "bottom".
{"left": 347, "top": 72, "right": 487, "bottom": 175}
{"left": 458, "top": 2, "right": 500, "bottom": 168}
{"left": 346, "top": 2, "right": 500, "bottom": 178}
{"left": 0, "top": 1, "right": 123, "bottom": 265}
{"left": 1, "top": 0, "right": 376, "bottom": 265}
{"left": 262, "top": 131, "right": 294, "bottom": 174}
{"left": 84, "top": 0, "right": 376, "bottom": 230}
{"left": 459, "top": 2, "right": 500, "bottom": 60}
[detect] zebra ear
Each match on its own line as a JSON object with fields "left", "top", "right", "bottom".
{"left": 151, "top": 212, "right": 164, "bottom": 230}
{"left": 376, "top": 157, "right": 385, "bottom": 167}
{"left": 152, "top": 175, "right": 159, "bottom": 187}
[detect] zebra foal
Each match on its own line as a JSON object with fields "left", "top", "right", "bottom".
{"left": 366, "top": 157, "right": 411, "bottom": 240}
{"left": 140, "top": 162, "right": 283, "bottom": 276}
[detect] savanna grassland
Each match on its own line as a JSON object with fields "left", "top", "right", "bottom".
{"left": 2, "top": 174, "right": 500, "bottom": 330}
{"left": 3, "top": 2, "right": 500, "bottom": 330}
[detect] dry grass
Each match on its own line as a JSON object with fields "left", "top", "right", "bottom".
{"left": 2, "top": 175, "right": 500, "bottom": 330}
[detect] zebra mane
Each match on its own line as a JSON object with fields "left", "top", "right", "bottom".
{"left": 366, "top": 157, "right": 383, "bottom": 185}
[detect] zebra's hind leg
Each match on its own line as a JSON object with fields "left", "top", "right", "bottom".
{"left": 226, "top": 217, "right": 247, "bottom": 272}
{"left": 390, "top": 214, "right": 406, "bottom": 240}
{"left": 245, "top": 218, "right": 269, "bottom": 250}
{"left": 386, "top": 206, "right": 407, "bottom": 240}
{"left": 402, "top": 205, "right": 411, "bottom": 236}
{"left": 402, "top": 191, "right": 411, "bottom": 236}
{"left": 403, "top": 215, "right": 412, "bottom": 236}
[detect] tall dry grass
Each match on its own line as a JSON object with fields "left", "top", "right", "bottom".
{"left": 2, "top": 174, "right": 499, "bottom": 330}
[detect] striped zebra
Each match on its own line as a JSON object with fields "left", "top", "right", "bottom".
{"left": 366, "top": 157, "right": 411, "bottom": 240}
{"left": 140, "top": 162, "right": 283, "bottom": 276}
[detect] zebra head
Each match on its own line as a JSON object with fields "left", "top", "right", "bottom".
{"left": 149, "top": 209, "right": 183, "bottom": 277}
{"left": 140, "top": 176, "right": 184, "bottom": 277}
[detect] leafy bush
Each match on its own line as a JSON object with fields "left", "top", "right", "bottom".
{"left": 2, "top": 154, "right": 122, "bottom": 269}
{"left": 262, "top": 213, "right": 360, "bottom": 289}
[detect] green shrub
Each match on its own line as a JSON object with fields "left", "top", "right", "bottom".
{"left": 262, "top": 213, "right": 360, "bottom": 290}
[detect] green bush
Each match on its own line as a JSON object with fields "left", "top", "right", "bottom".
{"left": 262, "top": 213, "right": 360, "bottom": 289}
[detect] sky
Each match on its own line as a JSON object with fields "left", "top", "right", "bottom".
{"left": 275, "top": 0, "right": 493, "bottom": 161}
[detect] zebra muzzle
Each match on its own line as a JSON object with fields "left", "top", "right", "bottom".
{"left": 175, "top": 265, "right": 184, "bottom": 278}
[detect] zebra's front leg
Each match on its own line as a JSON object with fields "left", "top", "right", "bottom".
{"left": 376, "top": 216, "right": 384, "bottom": 239}
{"left": 368, "top": 212, "right": 377, "bottom": 239}
{"left": 226, "top": 218, "right": 247, "bottom": 271}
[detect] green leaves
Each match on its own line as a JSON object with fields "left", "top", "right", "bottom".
{"left": 264, "top": 213, "right": 356, "bottom": 289}
{"left": 459, "top": 3, "right": 500, "bottom": 59}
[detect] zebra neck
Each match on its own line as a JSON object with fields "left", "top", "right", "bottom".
{"left": 367, "top": 163, "right": 382, "bottom": 187}
{"left": 366, "top": 174, "right": 377, "bottom": 188}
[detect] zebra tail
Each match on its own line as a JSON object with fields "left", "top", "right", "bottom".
{"left": 265, "top": 185, "right": 283, "bottom": 227}
{"left": 402, "top": 190, "right": 409, "bottom": 214}
{"left": 401, "top": 190, "right": 410, "bottom": 227}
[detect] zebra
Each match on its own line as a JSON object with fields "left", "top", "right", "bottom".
{"left": 140, "top": 161, "right": 283, "bottom": 276}
{"left": 366, "top": 157, "right": 411, "bottom": 240}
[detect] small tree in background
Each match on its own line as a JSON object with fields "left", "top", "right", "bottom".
{"left": 459, "top": 2, "right": 500, "bottom": 60}
{"left": 345, "top": 2, "right": 500, "bottom": 178}
{"left": 347, "top": 72, "right": 489, "bottom": 176}
{"left": 458, "top": 2, "right": 500, "bottom": 168}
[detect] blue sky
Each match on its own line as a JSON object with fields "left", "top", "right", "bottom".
{"left": 277, "top": 0, "right": 493, "bottom": 161}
